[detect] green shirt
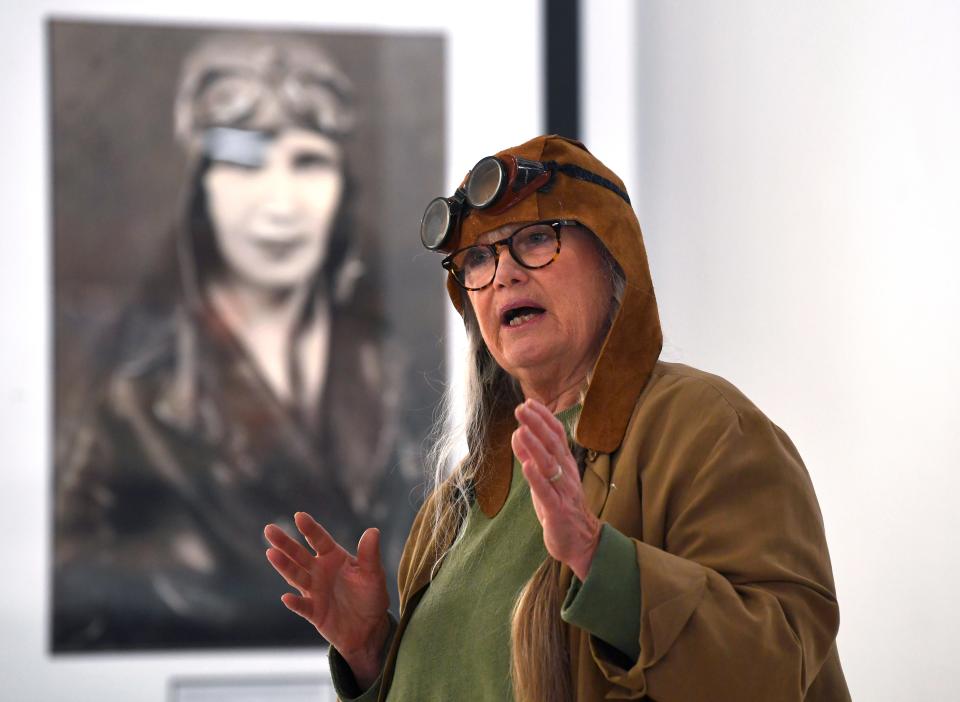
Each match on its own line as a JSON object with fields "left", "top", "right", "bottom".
{"left": 330, "top": 405, "right": 641, "bottom": 701}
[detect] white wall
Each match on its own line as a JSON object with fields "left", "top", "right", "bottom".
{"left": 584, "top": 1, "right": 960, "bottom": 699}
{"left": 0, "top": 1, "right": 539, "bottom": 700}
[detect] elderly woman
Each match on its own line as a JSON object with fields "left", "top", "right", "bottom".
{"left": 264, "top": 135, "right": 851, "bottom": 700}
{"left": 54, "top": 35, "right": 416, "bottom": 650}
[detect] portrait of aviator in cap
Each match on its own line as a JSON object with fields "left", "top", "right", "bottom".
{"left": 52, "top": 29, "right": 437, "bottom": 651}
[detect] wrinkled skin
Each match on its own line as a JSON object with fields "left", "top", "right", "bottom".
{"left": 264, "top": 512, "right": 390, "bottom": 687}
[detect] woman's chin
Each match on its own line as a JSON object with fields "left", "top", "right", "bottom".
{"left": 497, "top": 344, "right": 558, "bottom": 382}
{"left": 230, "top": 267, "right": 319, "bottom": 295}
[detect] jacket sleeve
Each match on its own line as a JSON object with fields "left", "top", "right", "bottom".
{"left": 589, "top": 399, "right": 842, "bottom": 701}
{"left": 329, "top": 615, "right": 397, "bottom": 702}
{"left": 561, "top": 523, "right": 642, "bottom": 660}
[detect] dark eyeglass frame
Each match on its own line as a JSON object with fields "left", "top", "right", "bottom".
{"left": 441, "top": 220, "right": 578, "bottom": 291}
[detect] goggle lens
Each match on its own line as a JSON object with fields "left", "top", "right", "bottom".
{"left": 420, "top": 196, "right": 455, "bottom": 250}
{"left": 465, "top": 156, "right": 506, "bottom": 208}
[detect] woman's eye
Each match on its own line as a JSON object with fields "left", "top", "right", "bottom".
{"left": 519, "top": 230, "right": 550, "bottom": 247}
{"left": 463, "top": 249, "right": 491, "bottom": 268}
{"left": 293, "top": 152, "right": 337, "bottom": 170}
{"left": 214, "top": 159, "right": 260, "bottom": 172}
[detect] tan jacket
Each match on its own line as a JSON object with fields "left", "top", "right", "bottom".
{"left": 385, "top": 360, "right": 850, "bottom": 701}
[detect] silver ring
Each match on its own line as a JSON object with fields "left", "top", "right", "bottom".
{"left": 548, "top": 465, "right": 564, "bottom": 483}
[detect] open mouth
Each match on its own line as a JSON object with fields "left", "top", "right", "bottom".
{"left": 502, "top": 306, "right": 546, "bottom": 327}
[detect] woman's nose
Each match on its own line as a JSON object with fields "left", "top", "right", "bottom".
{"left": 259, "top": 168, "right": 298, "bottom": 219}
{"left": 492, "top": 245, "right": 529, "bottom": 288}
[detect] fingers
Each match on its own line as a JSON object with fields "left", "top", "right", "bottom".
{"left": 280, "top": 592, "right": 315, "bottom": 622}
{"left": 266, "top": 547, "right": 311, "bottom": 595}
{"left": 515, "top": 399, "right": 569, "bottom": 458}
{"left": 356, "top": 528, "right": 384, "bottom": 574}
{"left": 513, "top": 422, "right": 573, "bottom": 489}
{"left": 511, "top": 426, "right": 532, "bottom": 463}
{"left": 264, "top": 523, "right": 316, "bottom": 570}
{"left": 514, "top": 402, "right": 577, "bottom": 481}
{"left": 295, "top": 512, "right": 344, "bottom": 559}
{"left": 512, "top": 430, "right": 532, "bottom": 463}
{"left": 521, "top": 456, "right": 562, "bottom": 515}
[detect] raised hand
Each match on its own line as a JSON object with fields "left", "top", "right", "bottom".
{"left": 511, "top": 398, "right": 602, "bottom": 581}
{"left": 264, "top": 512, "right": 389, "bottom": 687}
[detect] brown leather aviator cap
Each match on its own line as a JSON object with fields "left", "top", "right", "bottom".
{"left": 442, "top": 134, "right": 663, "bottom": 516}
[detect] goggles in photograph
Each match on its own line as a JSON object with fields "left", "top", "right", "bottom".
{"left": 190, "top": 69, "right": 354, "bottom": 138}
{"left": 420, "top": 154, "right": 631, "bottom": 251}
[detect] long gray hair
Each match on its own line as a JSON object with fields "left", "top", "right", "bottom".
{"left": 424, "top": 227, "right": 626, "bottom": 700}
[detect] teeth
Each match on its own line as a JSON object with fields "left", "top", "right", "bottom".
{"left": 508, "top": 312, "right": 538, "bottom": 327}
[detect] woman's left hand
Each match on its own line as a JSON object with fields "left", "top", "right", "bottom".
{"left": 512, "top": 398, "right": 602, "bottom": 581}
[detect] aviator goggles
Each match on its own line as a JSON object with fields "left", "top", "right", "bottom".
{"left": 420, "top": 155, "right": 631, "bottom": 252}
{"left": 190, "top": 69, "right": 354, "bottom": 138}
{"left": 442, "top": 220, "right": 576, "bottom": 291}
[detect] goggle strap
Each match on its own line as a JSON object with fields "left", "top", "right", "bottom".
{"left": 512, "top": 157, "right": 554, "bottom": 189}
{"left": 484, "top": 169, "right": 554, "bottom": 216}
{"left": 554, "top": 163, "right": 632, "bottom": 205}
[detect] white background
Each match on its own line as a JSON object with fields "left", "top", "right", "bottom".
{"left": 585, "top": 1, "right": 960, "bottom": 700}
{"left": 4, "top": 1, "right": 960, "bottom": 700}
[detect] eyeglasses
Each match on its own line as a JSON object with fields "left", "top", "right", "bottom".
{"left": 442, "top": 220, "right": 576, "bottom": 291}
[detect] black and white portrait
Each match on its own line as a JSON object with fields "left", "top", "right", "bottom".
{"left": 50, "top": 19, "right": 444, "bottom": 652}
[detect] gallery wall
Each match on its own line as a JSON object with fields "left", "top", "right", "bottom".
{"left": 583, "top": 1, "right": 960, "bottom": 700}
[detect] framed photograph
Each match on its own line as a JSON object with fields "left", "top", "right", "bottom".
{"left": 50, "top": 18, "right": 446, "bottom": 651}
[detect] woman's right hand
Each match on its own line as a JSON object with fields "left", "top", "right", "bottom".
{"left": 264, "top": 512, "right": 390, "bottom": 688}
